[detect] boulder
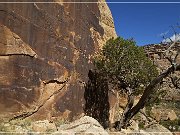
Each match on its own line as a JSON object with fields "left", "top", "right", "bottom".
{"left": 118, "top": 124, "right": 173, "bottom": 135}
{"left": 56, "top": 116, "right": 108, "bottom": 135}
{"left": 150, "top": 107, "right": 162, "bottom": 122}
{"left": 167, "top": 110, "right": 177, "bottom": 121}
{"left": 144, "top": 124, "right": 173, "bottom": 135}
{"left": 32, "top": 120, "right": 57, "bottom": 132}
{"left": 150, "top": 107, "right": 178, "bottom": 121}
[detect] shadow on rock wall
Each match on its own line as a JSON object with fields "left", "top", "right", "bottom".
{"left": 84, "top": 70, "right": 110, "bottom": 129}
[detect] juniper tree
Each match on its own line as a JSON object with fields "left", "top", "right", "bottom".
{"left": 94, "top": 37, "right": 180, "bottom": 130}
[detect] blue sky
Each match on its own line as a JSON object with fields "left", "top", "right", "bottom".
{"left": 107, "top": 1, "right": 180, "bottom": 46}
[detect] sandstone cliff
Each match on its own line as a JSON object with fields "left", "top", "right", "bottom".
{"left": 0, "top": 0, "right": 117, "bottom": 121}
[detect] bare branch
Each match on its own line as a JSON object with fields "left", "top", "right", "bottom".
{"left": 174, "top": 51, "right": 179, "bottom": 60}
{"left": 165, "top": 41, "right": 176, "bottom": 56}
{"left": 123, "top": 64, "right": 180, "bottom": 125}
{"left": 170, "top": 26, "right": 177, "bottom": 35}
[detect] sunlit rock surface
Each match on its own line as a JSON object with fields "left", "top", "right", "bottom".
{"left": 0, "top": 0, "right": 116, "bottom": 121}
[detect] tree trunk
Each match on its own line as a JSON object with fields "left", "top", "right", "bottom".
{"left": 116, "top": 87, "right": 134, "bottom": 130}
{"left": 116, "top": 64, "right": 180, "bottom": 130}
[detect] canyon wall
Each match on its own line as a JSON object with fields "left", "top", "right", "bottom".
{"left": 0, "top": 0, "right": 117, "bottom": 121}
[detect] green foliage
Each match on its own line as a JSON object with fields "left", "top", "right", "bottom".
{"left": 94, "top": 37, "right": 158, "bottom": 94}
{"left": 146, "top": 85, "right": 167, "bottom": 107}
{"left": 160, "top": 119, "right": 180, "bottom": 132}
{"left": 0, "top": 119, "right": 33, "bottom": 133}
{"left": 54, "top": 118, "right": 69, "bottom": 127}
{"left": 138, "top": 122, "right": 145, "bottom": 129}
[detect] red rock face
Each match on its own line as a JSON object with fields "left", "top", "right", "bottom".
{"left": 0, "top": 1, "right": 116, "bottom": 120}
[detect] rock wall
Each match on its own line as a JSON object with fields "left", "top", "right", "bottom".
{"left": 0, "top": 0, "right": 117, "bottom": 121}
{"left": 144, "top": 43, "right": 180, "bottom": 100}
